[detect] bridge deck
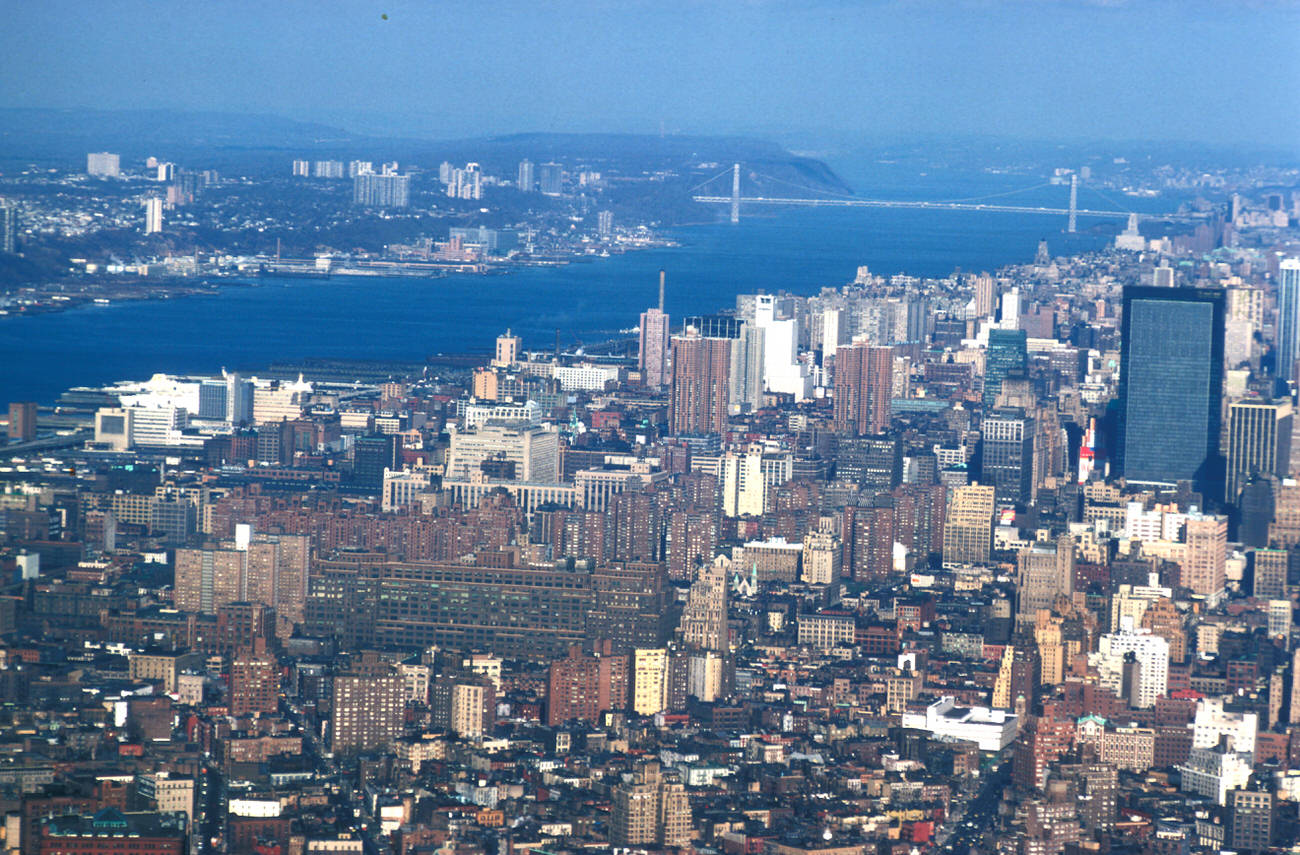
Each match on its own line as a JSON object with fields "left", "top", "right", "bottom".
{"left": 692, "top": 195, "right": 1197, "bottom": 221}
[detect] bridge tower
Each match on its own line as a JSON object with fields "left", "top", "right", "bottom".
{"left": 730, "top": 163, "right": 741, "bottom": 224}
{"left": 1067, "top": 173, "right": 1078, "bottom": 233}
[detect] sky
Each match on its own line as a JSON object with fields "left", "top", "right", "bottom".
{"left": 3, "top": 0, "right": 1298, "bottom": 148}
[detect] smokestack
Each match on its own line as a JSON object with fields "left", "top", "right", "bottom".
{"left": 658, "top": 269, "right": 665, "bottom": 312}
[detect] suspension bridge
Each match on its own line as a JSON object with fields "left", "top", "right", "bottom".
{"left": 691, "top": 163, "right": 1196, "bottom": 231}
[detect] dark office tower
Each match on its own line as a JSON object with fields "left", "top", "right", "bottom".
{"left": 7, "top": 401, "right": 36, "bottom": 443}
{"left": 517, "top": 159, "right": 535, "bottom": 192}
{"left": 1228, "top": 790, "right": 1274, "bottom": 853}
{"left": 0, "top": 200, "right": 17, "bottom": 254}
{"left": 669, "top": 331, "right": 731, "bottom": 436}
{"left": 984, "top": 329, "right": 1028, "bottom": 410}
{"left": 1252, "top": 547, "right": 1288, "bottom": 599}
{"left": 1118, "top": 286, "right": 1225, "bottom": 499}
{"left": 538, "top": 162, "right": 564, "bottom": 195}
{"left": 1226, "top": 399, "right": 1292, "bottom": 501}
{"left": 833, "top": 341, "right": 893, "bottom": 435}
{"left": 982, "top": 408, "right": 1035, "bottom": 506}
{"left": 1237, "top": 475, "right": 1276, "bottom": 548}
{"left": 835, "top": 436, "right": 902, "bottom": 491}
{"left": 352, "top": 434, "right": 398, "bottom": 491}
{"left": 198, "top": 380, "right": 228, "bottom": 421}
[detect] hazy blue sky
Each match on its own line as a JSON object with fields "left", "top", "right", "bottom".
{"left": 4, "top": 0, "right": 1298, "bottom": 147}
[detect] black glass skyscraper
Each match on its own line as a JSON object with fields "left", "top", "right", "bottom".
{"left": 1117, "top": 285, "right": 1225, "bottom": 499}
{"left": 984, "top": 328, "right": 1027, "bottom": 410}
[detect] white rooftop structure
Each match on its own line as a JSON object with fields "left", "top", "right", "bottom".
{"left": 901, "top": 695, "right": 1020, "bottom": 751}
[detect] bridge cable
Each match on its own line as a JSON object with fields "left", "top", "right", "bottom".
{"left": 747, "top": 170, "right": 1057, "bottom": 206}
{"left": 686, "top": 167, "right": 742, "bottom": 195}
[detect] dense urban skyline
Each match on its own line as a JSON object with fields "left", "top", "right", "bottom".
{"left": 2, "top": 4, "right": 1300, "bottom": 855}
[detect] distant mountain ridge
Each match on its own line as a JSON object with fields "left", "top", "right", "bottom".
{"left": 0, "top": 108, "right": 850, "bottom": 192}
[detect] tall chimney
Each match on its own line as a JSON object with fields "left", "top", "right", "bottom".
{"left": 658, "top": 269, "right": 665, "bottom": 312}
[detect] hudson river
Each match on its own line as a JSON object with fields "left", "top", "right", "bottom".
{"left": 0, "top": 165, "right": 1165, "bottom": 405}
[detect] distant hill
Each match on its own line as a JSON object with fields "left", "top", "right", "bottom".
{"left": 0, "top": 108, "right": 851, "bottom": 193}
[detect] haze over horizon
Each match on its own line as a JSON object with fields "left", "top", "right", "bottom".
{"left": 3, "top": 0, "right": 1298, "bottom": 151}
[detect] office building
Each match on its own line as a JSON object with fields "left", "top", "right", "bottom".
{"left": 984, "top": 328, "right": 1027, "bottom": 410}
{"left": 1277, "top": 257, "right": 1300, "bottom": 388}
{"left": 431, "top": 673, "right": 496, "bottom": 737}
{"left": 1237, "top": 475, "right": 1275, "bottom": 547}
{"left": 175, "top": 533, "right": 309, "bottom": 626}
{"left": 292, "top": 159, "right": 310, "bottom": 177}
{"left": 313, "top": 160, "right": 344, "bottom": 178}
{"left": 305, "top": 560, "right": 597, "bottom": 660}
{"left": 833, "top": 339, "right": 893, "bottom": 435}
{"left": 353, "top": 173, "right": 410, "bottom": 208}
{"left": 444, "top": 422, "right": 558, "bottom": 482}
{"left": 631, "top": 647, "right": 669, "bottom": 716}
{"left": 835, "top": 436, "right": 902, "bottom": 490}
{"left": 1016, "top": 536, "right": 1076, "bottom": 623}
{"left": 1228, "top": 790, "right": 1274, "bottom": 853}
{"left": 39, "top": 810, "right": 186, "bottom": 855}
{"left": 134, "top": 772, "right": 195, "bottom": 828}
{"left": 1182, "top": 511, "right": 1227, "bottom": 600}
{"left": 679, "top": 556, "right": 729, "bottom": 651}
{"left": 974, "top": 272, "right": 997, "bottom": 318}
{"left": 901, "top": 696, "right": 1020, "bottom": 751}
{"left": 0, "top": 199, "right": 18, "bottom": 254}
{"left": 1268, "top": 598, "right": 1291, "bottom": 638}
{"left": 381, "top": 467, "right": 431, "bottom": 511}
{"left": 538, "top": 162, "right": 563, "bottom": 195}
{"left": 1191, "top": 695, "right": 1256, "bottom": 752}
{"left": 547, "top": 646, "right": 629, "bottom": 725}
{"left": 610, "top": 759, "right": 692, "bottom": 848}
{"left": 801, "top": 530, "right": 841, "bottom": 584}
{"left": 669, "top": 330, "right": 731, "bottom": 436}
{"left": 197, "top": 379, "right": 228, "bottom": 421}
{"left": 1118, "top": 286, "right": 1225, "bottom": 498}
{"left": 331, "top": 662, "right": 405, "bottom": 754}
{"left": 449, "top": 226, "right": 517, "bottom": 254}
{"left": 445, "top": 162, "right": 482, "bottom": 199}
{"left": 943, "top": 483, "right": 996, "bottom": 565}
{"left": 7, "top": 402, "right": 37, "bottom": 443}
{"left": 639, "top": 272, "right": 671, "bottom": 388}
{"left": 1252, "top": 547, "right": 1288, "bottom": 599}
{"left": 1179, "top": 743, "right": 1253, "bottom": 805}
{"left": 728, "top": 322, "right": 765, "bottom": 414}
{"left": 517, "top": 158, "right": 535, "bottom": 191}
{"left": 87, "top": 151, "right": 121, "bottom": 177}
{"left": 752, "top": 294, "right": 810, "bottom": 400}
{"left": 230, "top": 644, "right": 279, "bottom": 716}
{"left": 144, "top": 197, "right": 163, "bottom": 234}
{"left": 352, "top": 434, "right": 399, "bottom": 491}
{"left": 1092, "top": 628, "right": 1169, "bottom": 708}
{"left": 93, "top": 405, "right": 187, "bottom": 450}
{"left": 982, "top": 408, "right": 1035, "bottom": 505}
{"left": 1227, "top": 398, "right": 1293, "bottom": 501}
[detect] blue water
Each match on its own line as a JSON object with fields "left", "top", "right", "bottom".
{"left": 0, "top": 164, "right": 1169, "bottom": 406}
